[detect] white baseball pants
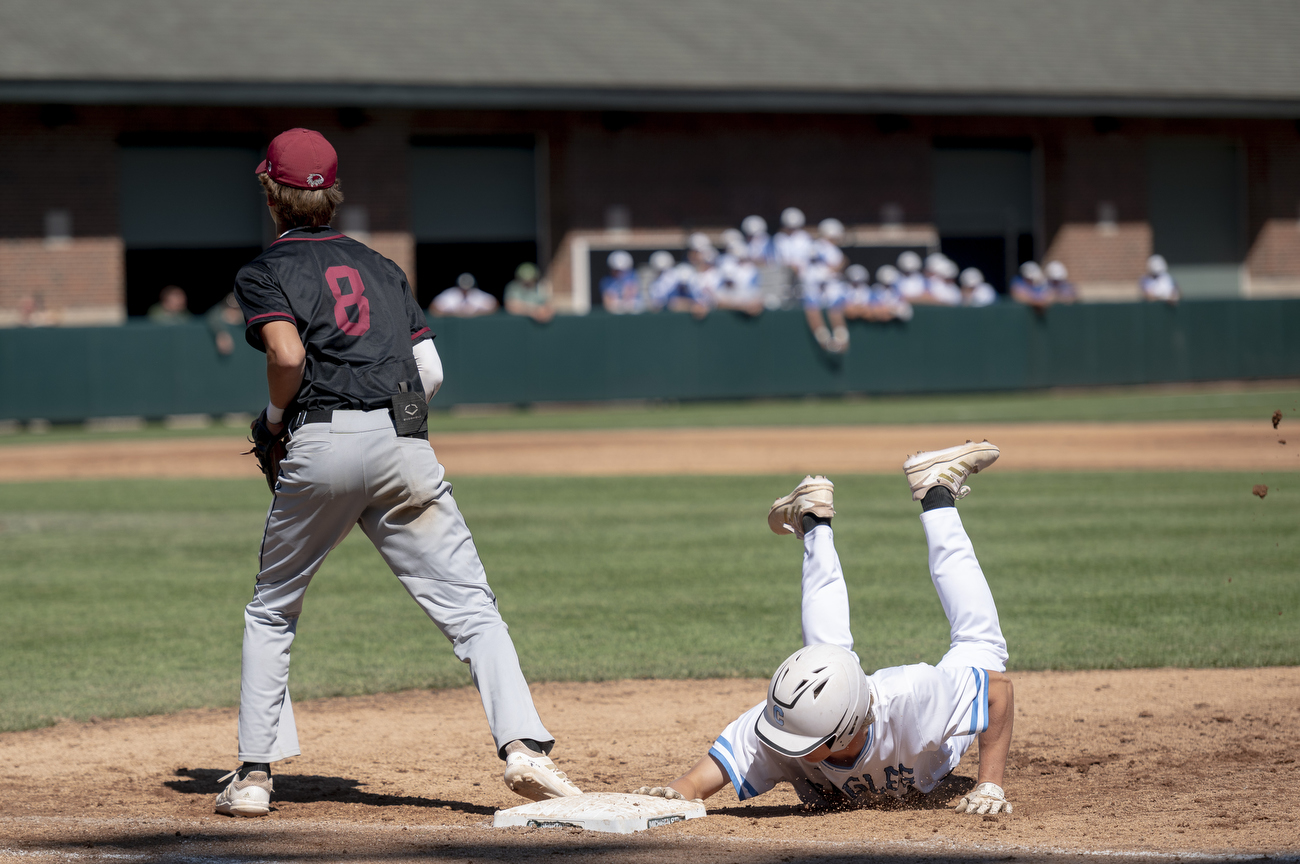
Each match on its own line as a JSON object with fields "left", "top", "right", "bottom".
{"left": 237, "top": 409, "right": 552, "bottom": 763}
{"left": 799, "top": 507, "right": 1007, "bottom": 672}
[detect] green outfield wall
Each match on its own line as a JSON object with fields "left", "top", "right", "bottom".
{"left": 2, "top": 300, "right": 1297, "bottom": 423}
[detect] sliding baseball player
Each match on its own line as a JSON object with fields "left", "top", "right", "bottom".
{"left": 636, "top": 441, "right": 1015, "bottom": 814}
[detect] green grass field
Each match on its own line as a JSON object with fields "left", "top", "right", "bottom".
{"left": 0, "top": 472, "right": 1294, "bottom": 732}
{"left": 3, "top": 380, "right": 1297, "bottom": 445}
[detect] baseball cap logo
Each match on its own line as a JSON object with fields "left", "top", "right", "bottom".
{"left": 306, "top": 173, "right": 325, "bottom": 187}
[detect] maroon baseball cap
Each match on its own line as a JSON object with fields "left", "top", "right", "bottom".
{"left": 255, "top": 128, "right": 337, "bottom": 189}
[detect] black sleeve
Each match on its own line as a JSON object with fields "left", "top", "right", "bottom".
{"left": 234, "top": 263, "right": 296, "bottom": 352}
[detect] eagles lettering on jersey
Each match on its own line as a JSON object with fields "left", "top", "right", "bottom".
{"left": 709, "top": 665, "right": 990, "bottom": 806}
{"left": 234, "top": 226, "right": 433, "bottom": 413}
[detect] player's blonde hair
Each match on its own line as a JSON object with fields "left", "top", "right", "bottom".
{"left": 258, "top": 172, "right": 344, "bottom": 230}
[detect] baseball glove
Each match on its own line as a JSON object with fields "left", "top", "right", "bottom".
{"left": 245, "top": 410, "right": 289, "bottom": 493}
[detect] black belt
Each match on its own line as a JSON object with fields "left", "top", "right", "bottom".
{"left": 291, "top": 408, "right": 428, "bottom": 440}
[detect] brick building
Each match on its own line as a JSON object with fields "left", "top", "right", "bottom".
{"left": 3, "top": 0, "right": 1300, "bottom": 324}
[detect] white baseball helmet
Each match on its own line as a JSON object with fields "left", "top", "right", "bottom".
{"left": 742, "top": 215, "right": 768, "bottom": 237}
{"left": 897, "top": 250, "right": 921, "bottom": 274}
{"left": 726, "top": 238, "right": 748, "bottom": 259}
{"left": 693, "top": 244, "right": 717, "bottom": 263}
{"left": 875, "top": 264, "right": 900, "bottom": 286}
{"left": 845, "top": 263, "right": 868, "bottom": 283}
{"left": 960, "top": 267, "right": 984, "bottom": 288}
{"left": 1148, "top": 254, "right": 1168, "bottom": 274}
{"left": 1019, "top": 260, "right": 1043, "bottom": 281}
{"left": 721, "top": 227, "right": 744, "bottom": 246}
{"left": 924, "top": 252, "right": 949, "bottom": 273}
{"left": 456, "top": 272, "right": 476, "bottom": 289}
{"left": 780, "top": 207, "right": 806, "bottom": 229}
{"left": 818, "top": 218, "right": 844, "bottom": 240}
{"left": 755, "top": 643, "right": 873, "bottom": 757}
{"left": 649, "top": 250, "right": 675, "bottom": 271}
{"left": 1045, "top": 260, "right": 1068, "bottom": 281}
{"left": 688, "top": 232, "right": 713, "bottom": 251}
{"left": 607, "top": 250, "right": 633, "bottom": 272}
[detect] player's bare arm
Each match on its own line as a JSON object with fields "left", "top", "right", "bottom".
{"left": 977, "top": 671, "right": 1014, "bottom": 788}
{"left": 666, "top": 753, "right": 729, "bottom": 801}
{"left": 260, "top": 320, "right": 305, "bottom": 431}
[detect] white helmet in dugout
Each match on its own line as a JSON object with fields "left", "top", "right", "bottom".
{"left": 755, "top": 643, "right": 874, "bottom": 758}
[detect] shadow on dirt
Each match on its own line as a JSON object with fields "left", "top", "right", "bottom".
{"left": 710, "top": 772, "right": 976, "bottom": 818}
{"left": 165, "top": 767, "right": 496, "bottom": 816}
{"left": 16, "top": 830, "right": 1085, "bottom": 864}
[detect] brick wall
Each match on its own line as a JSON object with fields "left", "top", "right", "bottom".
{"left": 0, "top": 237, "right": 124, "bottom": 325}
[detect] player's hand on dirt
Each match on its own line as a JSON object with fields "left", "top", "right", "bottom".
{"left": 954, "top": 782, "right": 1012, "bottom": 815}
{"left": 632, "top": 785, "right": 687, "bottom": 800}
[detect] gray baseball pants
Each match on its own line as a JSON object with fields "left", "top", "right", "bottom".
{"left": 237, "top": 409, "right": 553, "bottom": 763}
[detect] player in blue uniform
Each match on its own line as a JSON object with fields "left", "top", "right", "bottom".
{"left": 635, "top": 441, "right": 1015, "bottom": 815}
{"left": 214, "top": 128, "right": 581, "bottom": 817}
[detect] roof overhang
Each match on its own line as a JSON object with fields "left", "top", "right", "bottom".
{"left": 3, "top": 80, "right": 1299, "bottom": 119}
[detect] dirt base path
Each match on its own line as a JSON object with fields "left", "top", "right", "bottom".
{"left": 2, "top": 669, "right": 1297, "bottom": 862}
{"left": 2, "top": 420, "right": 1293, "bottom": 482}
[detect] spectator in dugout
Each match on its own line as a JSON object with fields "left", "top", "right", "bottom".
{"left": 601, "top": 250, "right": 645, "bottom": 314}
{"left": 774, "top": 207, "right": 813, "bottom": 281}
{"left": 801, "top": 220, "right": 850, "bottom": 353}
{"left": 431, "top": 272, "right": 498, "bottom": 317}
{"left": 742, "top": 214, "right": 773, "bottom": 265}
{"left": 206, "top": 291, "right": 246, "bottom": 355}
{"left": 845, "top": 264, "right": 913, "bottom": 323}
{"left": 894, "top": 250, "right": 927, "bottom": 303}
{"left": 148, "top": 285, "right": 192, "bottom": 324}
{"left": 711, "top": 235, "right": 765, "bottom": 316}
{"left": 1044, "top": 260, "right": 1077, "bottom": 304}
{"left": 959, "top": 267, "right": 998, "bottom": 307}
{"left": 504, "top": 262, "right": 554, "bottom": 323}
{"left": 669, "top": 234, "right": 717, "bottom": 319}
{"left": 1140, "top": 254, "right": 1179, "bottom": 305}
{"left": 1010, "top": 261, "right": 1052, "bottom": 313}
{"left": 919, "top": 253, "right": 962, "bottom": 306}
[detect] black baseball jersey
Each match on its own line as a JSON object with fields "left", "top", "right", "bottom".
{"left": 234, "top": 226, "right": 433, "bottom": 413}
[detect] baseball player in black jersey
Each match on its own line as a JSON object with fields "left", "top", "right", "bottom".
{"left": 214, "top": 128, "right": 581, "bottom": 817}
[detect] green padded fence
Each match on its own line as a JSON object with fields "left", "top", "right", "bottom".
{"left": 2, "top": 301, "right": 1298, "bottom": 423}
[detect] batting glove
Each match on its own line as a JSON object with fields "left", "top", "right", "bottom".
{"left": 954, "top": 782, "right": 1012, "bottom": 815}
{"left": 632, "top": 786, "right": 686, "bottom": 801}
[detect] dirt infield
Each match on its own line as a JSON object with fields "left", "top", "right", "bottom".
{"left": 1, "top": 419, "right": 1293, "bottom": 482}
{"left": 1, "top": 669, "right": 1296, "bottom": 862}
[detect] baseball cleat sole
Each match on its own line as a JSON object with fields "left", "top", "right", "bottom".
{"left": 504, "top": 752, "right": 583, "bottom": 801}
{"left": 767, "top": 475, "right": 835, "bottom": 537}
{"left": 903, "top": 441, "right": 1000, "bottom": 501}
{"left": 215, "top": 800, "right": 271, "bottom": 817}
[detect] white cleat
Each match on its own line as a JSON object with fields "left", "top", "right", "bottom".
{"left": 903, "top": 440, "right": 1000, "bottom": 502}
{"left": 214, "top": 768, "right": 273, "bottom": 817}
{"left": 504, "top": 751, "right": 583, "bottom": 801}
{"left": 767, "top": 475, "right": 835, "bottom": 538}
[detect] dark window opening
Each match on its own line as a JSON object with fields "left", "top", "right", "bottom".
{"left": 125, "top": 247, "right": 262, "bottom": 317}
{"left": 416, "top": 240, "right": 538, "bottom": 308}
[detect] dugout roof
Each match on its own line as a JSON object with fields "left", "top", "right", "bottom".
{"left": 3, "top": 0, "right": 1300, "bottom": 116}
